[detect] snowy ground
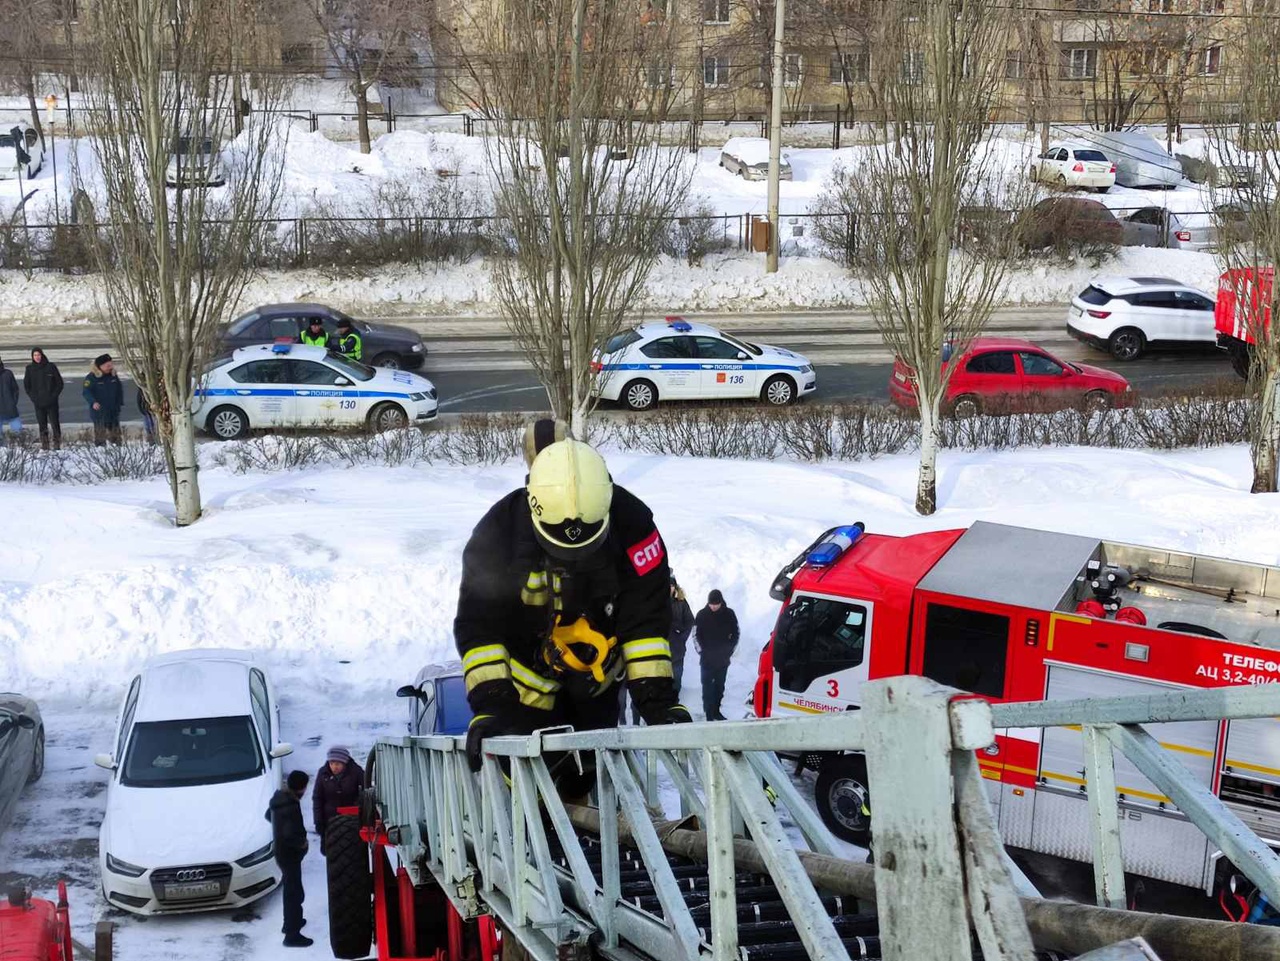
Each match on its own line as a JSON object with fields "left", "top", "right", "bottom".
{"left": 1, "top": 442, "right": 1279, "bottom": 958}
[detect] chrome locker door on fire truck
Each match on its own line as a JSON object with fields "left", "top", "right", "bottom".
{"left": 769, "top": 591, "right": 872, "bottom": 715}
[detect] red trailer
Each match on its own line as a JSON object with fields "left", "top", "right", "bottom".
{"left": 1215, "top": 267, "right": 1273, "bottom": 378}
{"left": 0, "top": 883, "right": 74, "bottom": 961}
{"left": 751, "top": 521, "right": 1280, "bottom": 901}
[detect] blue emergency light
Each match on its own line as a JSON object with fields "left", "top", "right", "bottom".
{"left": 666, "top": 317, "right": 693, "bottom": 332}
{"left": 271, "top": 342, "right": 292, "bottom": 354}
{"left": 806, "top": 522, "right": 866, "bottom": 566}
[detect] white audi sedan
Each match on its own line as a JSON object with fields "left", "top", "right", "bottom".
{"left": 96, "top": 650, "right": 293, "bottom": 916}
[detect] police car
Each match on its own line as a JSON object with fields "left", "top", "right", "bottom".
{"left": 593, "top": 318, "right": 817, "bottom": 411}
{"left": 194, "top": 344, "right": 439, "bottom": 440}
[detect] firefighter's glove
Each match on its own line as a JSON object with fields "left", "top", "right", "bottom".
{"left": 466, "top": 713, "right": 525, "bottom": 774}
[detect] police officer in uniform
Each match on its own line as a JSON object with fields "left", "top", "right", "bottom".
{"left": 456, "top": 434, "right": 690, "bottom": 786}
{"left": 333, "top": 318, "right": 362, "bottom": 362}
{"left": 299, "top": 317, "right": 329, "bottom": 348}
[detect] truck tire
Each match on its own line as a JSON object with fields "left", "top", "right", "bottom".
{"left": 326, "top": 814, "right": 372, "bottom": 960}
{"left": 815, "top": 753, "right": 872, "bottom": 847}
{"left": 1230, "top": 343, "right": 1252, "bottom": 380}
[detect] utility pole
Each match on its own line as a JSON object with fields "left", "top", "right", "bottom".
{"left": 766, "top": 0, "right": 786, "bottom": 274}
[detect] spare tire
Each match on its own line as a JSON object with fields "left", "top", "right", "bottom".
{"left": 326, "top": 814, "right": 372, "bottom": 959}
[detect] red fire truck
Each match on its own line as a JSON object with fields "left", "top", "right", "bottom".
{"left": 1215, "top": 267, "right": 1272, "bottom": 378}
{"left": 751, "top": 520, "right": 1280, "bottom": 899}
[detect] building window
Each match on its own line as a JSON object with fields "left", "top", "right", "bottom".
{"left": 783, "top": 53, "right": 803, "bottom": 86}
{"left": 1200, "top": 0, "right": 1225, "bottom": 11}
{"left": 1202, "top": 44, "right": 1222, "bottom": 74}
{"left": 1005, "top": 49, "right": 1026, "bottom": 80}
{"left": 902, "top": 50, "right": 925, "bottom": 85}
{"left": 703, "top": 55, "right": 730, "bottom": 87}
{"left": 830, "top": 51, "right": 870, "bottom": 84}
{"left": 644, "top": 62, "right": 674, "bottom": 88}
{"left": 1148, "top": 0, "right": 1173, "bottom": 10}
{"left": 1062, "top": 47, "right": 1097, "bottom": 79}
{"left": 703, "top": 0, "right": 730, "bottom": 23}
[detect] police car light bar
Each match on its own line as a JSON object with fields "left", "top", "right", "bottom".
{"left": 666, "top": 316, "right": 693, "bottom": 332}
{"left": 806, "top": 522, "right": 866, "bottom": 567}
{"left": 271, "top": 342, "right": 292, "bottom": 353}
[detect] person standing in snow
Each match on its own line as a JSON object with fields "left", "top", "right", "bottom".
{"left": 333, "top": 317, "right": 363, "bottom": 362}
{"left": 619, "top": 574, "right": 695, "bottom": 724}
{"left": 268, "top": 770, "right": 312, "bottom": 948}
{"left": 312, "top": 746, "right": 364, "bottom": 854}
{"left": 456, "top": 425, "right": 689, "bottom": 793}
{"left": 138, "top": 387, "right": 156, "bottom": 445}
{"left": 0, "top": 356, "right": 20, "bottom": 446}
{"left": 299, "top": 317, "right": 329, "bottom": 349}
{"left": 22, "top": 348, "right": 63, "bottom": 450}
{"left": 82, "top": 354, "right": 124, "bottom": 447}
{"left": 695, "top": 589, "right": 739, "bottom": 721}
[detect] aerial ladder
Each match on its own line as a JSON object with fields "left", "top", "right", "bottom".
{"left": 325, "top": 676, "right": 1280, "bottom": 961}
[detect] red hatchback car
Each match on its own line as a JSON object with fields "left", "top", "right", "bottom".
{"left": 889, "top": 336, "right": 1131, "bottom": 416}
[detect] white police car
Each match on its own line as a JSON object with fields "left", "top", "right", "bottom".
{"left": 593, "top": 318, "right": 816, "bottom": 411}
{"left": 194, "top": 343, "right": 439, "bottom": 439}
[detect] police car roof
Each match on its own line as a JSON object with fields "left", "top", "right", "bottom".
{"left": 635, "top": 320, "right": 721, "bottom": 338}
{"left": 228, "top": 343, "right": 330, "bottom": 363}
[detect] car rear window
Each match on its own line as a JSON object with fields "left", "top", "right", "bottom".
{"left": 1073, "top": 150, "right": 1108, "bottom": 162}
{"left": 604, "top": 330, "right": 642, "bottom": 354}
{"left": 1078, "top": 286, "right": 1113, "bottom": 305}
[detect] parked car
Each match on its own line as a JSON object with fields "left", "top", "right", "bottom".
{"left": 889, "top": 337, "right": 1131, "bottom": 416}
{"left": 1175, "top": 148, "right": 1254, "bottom": 188}
{"left": 1088, "top": 131, "right": 1182, "bottom": 188}
{"left": 165, "top": 135, "right": 226, "bottom": 188}
{"left": 0, "top": 694, "right": 44, "bottom": 835}
{"left": 1017, "top": 197, "right": 1124, "bottom": 250}
{"left": 194, "top": 343, "right": 439, "bottom": 439}
{"left": 397, "top": 668, "right": 473, "bottom": 737}
{"left": 0, "top": 122, "right": 44, "bottom": 181}
{"left": 593, "top": 317, "right": 816, "bottom": 411}
{"left": 1029, "top": 142, "right": 1116, "bottom": 192}
{"left": 1067, "top": 275, "right": 1217, "bottom": 360}
{"left": 221, "top": 303, "right": 427, "bottom": 370}
{"left": 95, "top": 649, "right": 293, "bottom": 916}
{"left": 719, "top": 137, "right": 793, "bottom": 182}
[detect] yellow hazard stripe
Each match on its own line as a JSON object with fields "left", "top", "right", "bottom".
{"left": 1225, "top": 758, "right": 1280, "bottom": 779}
{"left": 1062, "top": 726, "right": 1212, "bottom": 759}
{"left": 514, "top": 687, "right": 555, "bottom": 710}
{"left": 1041, "top": 769, "right": 1171, "bottom": 804}
{"left": 511, "top": 659, "right": 559, "bottom": 694}
{"left": 626, "top": 659, "right": 673, "bottom": 681}
{"left": 622, "top": 638, "right": 671, "bottom": 661}
{"left": 778, "top": 701, "right": 826, "bottom": 715}
{"left": 464, "top": 663, "right": 511, "bottom": 691}
{"left": 462, "top": 644, "right": 509, "bottom": 672}
{"left": 1047, "top": 611, "right": 1092, "bottom": 652}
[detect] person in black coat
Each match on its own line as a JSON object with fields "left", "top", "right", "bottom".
{"left": 82, "top": 353, "right": 124, "bottom": 447}
{"left": 313, "top": 746, "right": 364, "bottom": 853}
{"left": 0, "top": 357, "right": 19, "bottom": 446}
{"left": 695, "top": 589, "right": 740, "bottom": 721}
{"left": 22, "top": 348, "right": 63, "bottom": 450}
{"left": 668, "top": 576, "right": 695, "bottom": 700}
{"left": 267, "top": 770, "right": 312, "bottom": 948}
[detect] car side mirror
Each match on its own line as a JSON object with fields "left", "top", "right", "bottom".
{"left": 94, "top": 753, "right": 117, "bottom": 771}
{"left": 396, "top": 684, "right": 422, "bottom": 699}
{"left": 269, "top": 743, "right": 294, "bottom": 759}
{"left": 1061, "top": 367, "right": 1073, "bottom": 376}
{"left": 16, "top": 714, "right": 35, "bottom": 730}
{"left": 736, "top": 351, "right": 748, "bottom": 361}
{"left": 334, "top": 377, "right": 352, "bottom": 387}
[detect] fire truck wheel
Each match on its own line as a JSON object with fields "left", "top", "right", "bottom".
{"left": 815, "top": 753, "right": 872, "bottom": 847}
{"left": 1229, "top": 344, "right": 1252, "bottom": 380}
{"left": 326, "top": 814, "right": 373, "bottom": 960}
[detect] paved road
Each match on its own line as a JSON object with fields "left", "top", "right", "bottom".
{"left": 0, "top": 307, "right": 1235, "bottom": 423}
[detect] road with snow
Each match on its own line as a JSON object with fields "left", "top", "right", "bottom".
{"left": 0, "top": 307, "right": 1235, "bottom": 424}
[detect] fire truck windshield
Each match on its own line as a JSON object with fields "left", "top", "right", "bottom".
{"left": 773, "top": 595, "right": 867, "bottom": 693}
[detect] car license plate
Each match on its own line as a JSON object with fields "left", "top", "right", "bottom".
{"left": 893, "top": 371, "right": 907, "bottom": 383}
{"left": 164, "top": 881, "right": 222, "bottom": 901}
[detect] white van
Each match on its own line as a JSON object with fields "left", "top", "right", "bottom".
{"left": 1087, "top": 130, "right": 1182, "bottom": 188}
{"left": 0, "top": 122, "right": 44, "bottom": 181}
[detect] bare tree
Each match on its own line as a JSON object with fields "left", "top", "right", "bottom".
{"left": 1082, "top": 14, "right": 1156, "bottom": 131}
{"left": 1208, "top": 6, "right": 1280, "bottom": 493}
{"left": 813, "top": 0, "right": 1030, "bottom": 515}
{"left": 442, "top": 0, "right": 694, "bottom": 435}
{"left": 1141, "top": 0, "right": 1223, "bottom": 150}
{"left": 0, "top": 0, "right": 55, "bottom": 144}
{"left": 75, "top": 0, "right": 288, "bottom": 525}
{"left": 309, "top": 0, "right": 424, "bottom": 153}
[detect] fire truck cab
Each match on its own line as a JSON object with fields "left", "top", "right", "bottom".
{"left": 753, "top": 521, "right": 1280, "bottom": 898}
{"left": 1215, "top": 267, "right": 1272, "bottom": 378}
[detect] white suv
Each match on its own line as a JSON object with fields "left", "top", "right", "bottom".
{"left": 1066, "top": 276, "right": 1217, "bottom": 361}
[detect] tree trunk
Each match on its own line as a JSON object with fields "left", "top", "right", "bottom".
{"left": 355, "top": 80, "right": 372, "bottom": 154}
{"left": 170, "top": 406, "right": 203, "bottom": 526}
{"left": 23, "top": 73, "right": 44, "bottom": 146}
{"left": 1252, "top": 367, "right": 1280, "bottom": 494}
{"left": 915, "top": 397, "right": 939, "bottom": 515}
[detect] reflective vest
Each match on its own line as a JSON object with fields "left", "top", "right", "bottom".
{"left": 336, "top": 331, "right": 363, "bottom": 361}
{"left": 300, "top": 329, "right": 328, "bottom": 348}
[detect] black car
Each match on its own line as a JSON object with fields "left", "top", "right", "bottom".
{"left": 221, "top": 303, "right": 427, "bottom": 370}
{"left": 0, "top": 693, "right": 44, "bottom": 834}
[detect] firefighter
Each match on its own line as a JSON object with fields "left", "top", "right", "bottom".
{"left": 456, "top": 435, "right": 690, "bottom": 786}
{"left": 299, "top": 317, "right": 329, "bottom": 348}
{"left": 333, "top": 318, "right": 363, "bottom": 362}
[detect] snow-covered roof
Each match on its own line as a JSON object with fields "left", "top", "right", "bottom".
{"left": 230, "top": 343, "right": 329, "bottom": 362}
{"left": 1092, "top": 275, "right": 1195, "bottom": 294}
{"left": 136, "top": 656, "right": 254, "bottom": 723}
{"left": 635, "top": 319, "right": 720, "bottom": 338}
